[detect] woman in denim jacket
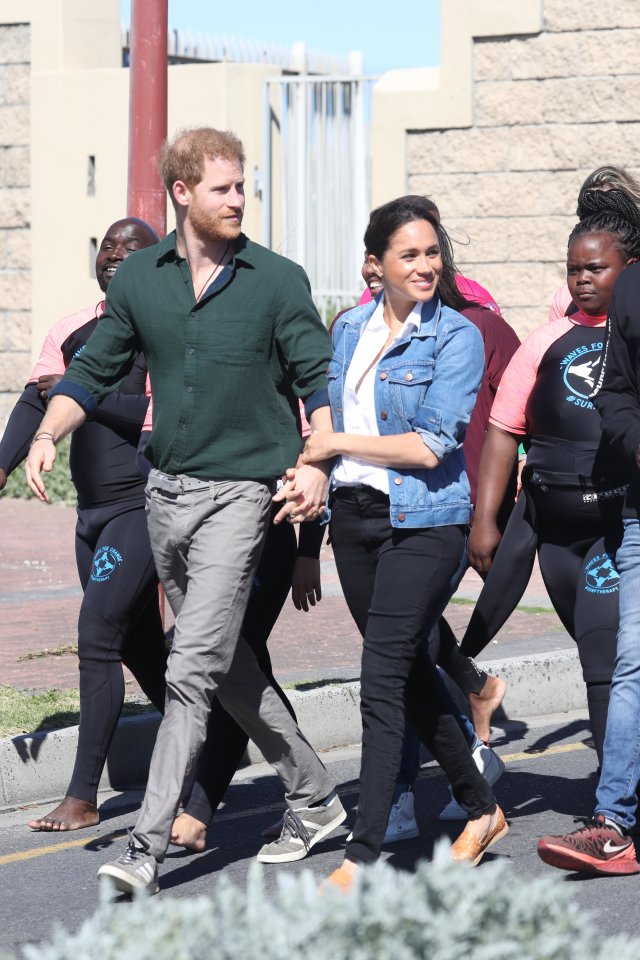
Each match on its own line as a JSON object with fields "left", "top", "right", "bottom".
{"left": 302, "top": 196, "right": 508, "bottom": 890}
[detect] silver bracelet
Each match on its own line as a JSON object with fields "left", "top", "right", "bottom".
{"left": 31, "top": 432, "right": 56, "bottom": 446}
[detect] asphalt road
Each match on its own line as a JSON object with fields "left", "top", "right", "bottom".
{"left": 1, "top": 709, "right": 638, "bottom": 957}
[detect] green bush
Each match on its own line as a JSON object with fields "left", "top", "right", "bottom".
{"left": 1, "top": 436, "right": 75, "bottom": 504}
{"left": 22, "top": 848, "right": 637, "bottom": 960}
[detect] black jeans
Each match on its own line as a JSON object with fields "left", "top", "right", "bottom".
{"left": 330, "top": 486, "right": 496, "bottom": 865}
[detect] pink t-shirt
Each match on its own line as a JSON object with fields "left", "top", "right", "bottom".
{"left": 489, "top": 311, "right": 606, "bottom": 435}
{"left": 358, "top": 274, "right": 500, "bottom": 313}
{"left": 29, "top": 301, "right": 105, "bottom": 382}
{"left": 547, "top": 283, "right": 573, "bottom": 323}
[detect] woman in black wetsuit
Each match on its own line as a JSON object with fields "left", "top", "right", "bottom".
{"left": 467, "top": 191, "right": 640, "bottom": 767}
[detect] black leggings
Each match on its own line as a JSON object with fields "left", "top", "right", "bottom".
{"left": 330, "top": 487, "right": 495, "bottom": 866}
{"left": 462, "top": 485, "right": 621, "bottom": 764}
{"left": 70, "top": 499, "right": 168, "bottom": 803}
{"left": 183, "top": 518, "right": 298, "bottom": 825}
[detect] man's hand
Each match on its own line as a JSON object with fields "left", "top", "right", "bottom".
{"left": 467, "top": 518, "right": 502, "bottom": 575}
{"left": 0, "top": 467, "right": 7, "bottom": 492}
{"left": 25, "top": 438, "right": 57, "bottom": 502}
{"left": 291, "top": 557, "right": 322, "bottom": 611}
{"left": 272, "top": 464, "right": 330, "bottom": 524}
{"left": 36, "top": 374, "right": 63, "bottom": 404}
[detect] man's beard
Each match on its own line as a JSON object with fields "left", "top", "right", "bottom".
{"left": 188, "top": 199, "right": 243, "bottom": 243}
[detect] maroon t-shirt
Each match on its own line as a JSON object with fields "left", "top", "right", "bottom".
{"left": 461, "top": 306, "right": 520, "bottom": 503}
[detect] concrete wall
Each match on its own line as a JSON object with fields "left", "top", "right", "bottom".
{"left": 394, "top": 0, "right": 640, "bottom": 335}
{"left": 0, "top": 7, "right": 30, "bottom": 425}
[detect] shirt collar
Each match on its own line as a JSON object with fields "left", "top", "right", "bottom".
{"left": 155, "top": 230, "right": 257, "bottom": 269}
{"left": 368, "top": 295, "right": 423, "bottom": 337}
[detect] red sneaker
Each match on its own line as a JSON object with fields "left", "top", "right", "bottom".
{"left": 538, "top": 815, "right": 639, "bottom": 876}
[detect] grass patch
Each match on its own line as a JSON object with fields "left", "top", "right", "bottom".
{"left": 448, "top": 596, "right": 552, "bottom": 615}
{"left": 0, "top": 686, "right": 157, "bottom": 738}
{"left": 17, "top": 644, "right": 78, "bottom": 662}
{"left": 0, "top": 435, "right": 75, "bottom": 504}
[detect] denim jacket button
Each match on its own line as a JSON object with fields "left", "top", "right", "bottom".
{"left": 380, "top": 410, "right": 388, "bottom": 421}
{"left": 405, "top": 372, "right": 413, "bottom": 381}
{"left": 379, "top": 372, "right": 388, "bottom": 381}
{"left": 397, "top": 513, "right": 406, "bottom": 522}
{"left": 394, "top": 477, "right": 403, "bottom": 485}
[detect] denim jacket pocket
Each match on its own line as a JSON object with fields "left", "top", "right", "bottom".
{"left": 386, "top": 363, "right": 434, "bottom": 421}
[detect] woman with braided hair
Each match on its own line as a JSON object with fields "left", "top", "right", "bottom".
{"left": 549, "top": 165, "right": 640, "bottom": 321}
{"left": 468, "top": 194, "right": 640, "bottom": 782}
{"left": 444, "top": 173, "right": 640, "bottom": 741}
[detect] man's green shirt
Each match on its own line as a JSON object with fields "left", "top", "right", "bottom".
{"left": 55, "top": 232, "right": 332, "bottom": 481}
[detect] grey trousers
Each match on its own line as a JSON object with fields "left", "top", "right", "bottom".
{"left": 133, "top": 471, "right": 334, "bottom": 859}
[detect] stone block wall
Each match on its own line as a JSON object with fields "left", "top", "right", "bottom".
{"left": 0, "top": 21, "right": 30, "bottom": 426}
{"left": 407, "top": 0, "right": 640, "bottom": 337}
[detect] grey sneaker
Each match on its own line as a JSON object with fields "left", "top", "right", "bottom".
{"left": 97, "top": 830, "right": 159, "bottom": 895}
{"left": 257, "top": 792, "right": 346, "bottom": 863}
{"left": 439, "top": 742, "right": 506, "bottom": 821}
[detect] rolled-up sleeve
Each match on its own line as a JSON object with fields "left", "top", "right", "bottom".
{"left": 413, "top": 319, "right": 484, "bottom": 460}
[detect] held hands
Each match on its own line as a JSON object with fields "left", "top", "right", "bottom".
{"left": 25, "top": 438, "right": 57, "bottom": 502}
{"left": 291, "top": 557, "right": 322, "bottom": 612}
{"left": 466, "top": 518, "right": 502, "bottom": 576}
{"left": 273, "top": 465, "right": 330, "bottom": 524}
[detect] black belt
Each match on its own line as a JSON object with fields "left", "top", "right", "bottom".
{"left": 332, "top": 484, "right": 390, "bottom": 504}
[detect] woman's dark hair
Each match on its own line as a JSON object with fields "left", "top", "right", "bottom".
{"left": 364, "top": 194, "right": 476, "bottom": 313}
{"left": 577, "top": 165, "right": 640, "bottom": 216}
{"left": 363, "top": 195, "right": 440, "bottom": 259}
{"left": 569, "top": 187, "right": 640, "bottom": 261}
{"left": 435, "top": 223, "right": 477, "bottom": 313}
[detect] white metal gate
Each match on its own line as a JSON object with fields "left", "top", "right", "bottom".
{"left": 263, "top": 75, "right": 376, "bottom": 321}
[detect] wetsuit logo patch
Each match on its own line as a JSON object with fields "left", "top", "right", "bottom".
{"left": 561, "top": 343, "right": 603, "bottom": 408}
{"left": 584, "top": 553, "right": 619, "bottom": 595}
{"left": 91, "top": 545, "right": 123, "bottom": 582}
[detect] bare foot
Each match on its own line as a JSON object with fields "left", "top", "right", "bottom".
{"left": 28, "top": 796, "right": 99, "bottom": 832}
{"left": 469, "top": 674, "right": 507, "bottom": 743}
{"left": 170, "top": 812, "right": 207, "bottom": 852}
{"left": 322, "top": 858, "right": 360, "bottom": 893}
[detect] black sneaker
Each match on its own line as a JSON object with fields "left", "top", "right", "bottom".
{"left": 97, "top": 830, "right": 159, "bottom": 894}
{"left": 537, "top": 815, "right": 638, "bottom": 876}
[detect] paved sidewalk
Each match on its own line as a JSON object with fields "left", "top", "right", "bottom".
{"left": 0, "top": 497, "right": 570, "bottom": 694}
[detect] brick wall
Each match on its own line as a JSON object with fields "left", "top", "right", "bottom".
{"left": 407, "top": 0, "right": 640, "bottom": 337}
{"left": 0, "top": 21, "right": 30, "bottom": 426}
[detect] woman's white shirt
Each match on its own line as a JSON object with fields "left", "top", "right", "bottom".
{"left": 333, "top": 297, "right": 422, "bottom": 494}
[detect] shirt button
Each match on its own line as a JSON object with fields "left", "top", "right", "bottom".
{"left": 394, "top": 477, "right": 403, "bottom": 485}
{"left": 397, "top": 513, "right": 406, "bottom": 522}
{"left": 187, "top": 386, "right": 193, "bottom": 393}
{"left": 188, "top": 348, "right": 195, "bottom": 355}
{"left": 380, "top": 372, "right": 387, "bottom": 381}
{"left": 405, "top": 372, "right": 413, "bottom": 381}
{"left": 380, "top": 411, "right": 388, "bottom": 421}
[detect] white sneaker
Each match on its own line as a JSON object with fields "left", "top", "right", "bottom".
{"left": 439, "top": 743, "right": 505, "bottom": 821}
{"left": 383, "top": 790, "right": 419, "bottom": 843}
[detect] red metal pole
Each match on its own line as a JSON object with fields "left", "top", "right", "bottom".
{"left": 127, "top": 0, "right": 168, "bottom": 237}
{"left": 127, "top": 0, "right": 168, "bottom": 624}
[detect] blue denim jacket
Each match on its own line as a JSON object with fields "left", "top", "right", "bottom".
{"left": 328, "top": 295, "right": 484, "bottom": 528}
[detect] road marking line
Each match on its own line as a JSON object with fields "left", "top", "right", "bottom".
{"left": 0, "top": 830, "right": 126, "bottom": 866}
{"left": 0, "top": 740, "right": 590, "bottom": 867}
